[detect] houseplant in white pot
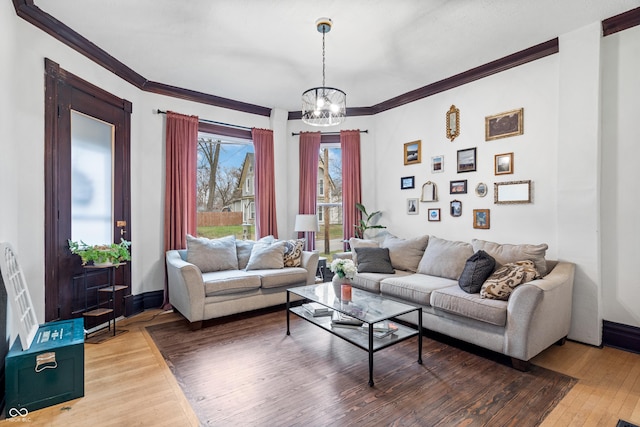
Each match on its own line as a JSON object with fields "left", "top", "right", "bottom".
{"left": 68, "top": 239, "right": 131, "bottom": 267}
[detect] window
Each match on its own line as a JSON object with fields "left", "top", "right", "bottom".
{"left": 196, "top": 132, "right": 255, "bottom": 240}
{"left": 316, "top": 146, "right": 343, "bottom": 256}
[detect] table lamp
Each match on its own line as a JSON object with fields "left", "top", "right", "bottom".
{"left": 294, "top": 214, "right": 318, "bottom": 251}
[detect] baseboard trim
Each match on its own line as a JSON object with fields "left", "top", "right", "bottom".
{"left": 603, "top": 320, "right": 640, "bottom": 354}
{"left": 129, "top": 291, "right": 164, "bottom": 316}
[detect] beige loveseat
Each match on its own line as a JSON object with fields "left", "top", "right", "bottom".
{"left": 166, "top": 235, "right": 319, "bottom": 330}
{"left": 344, "top": 234, "right": 575, "bottom": 370}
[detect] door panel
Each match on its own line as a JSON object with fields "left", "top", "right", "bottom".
{"left": 44, "top": 59, "right": 131, "bottom": 322}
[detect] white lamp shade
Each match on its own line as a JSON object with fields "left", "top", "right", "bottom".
{"left": 294, "top": 214, "right": 318, "bottom": 232}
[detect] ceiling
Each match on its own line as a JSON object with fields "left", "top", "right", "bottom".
{"left": 36, "top": 0, "right": 640, "bottom": 113}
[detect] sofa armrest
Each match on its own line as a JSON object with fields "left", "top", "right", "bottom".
{"left": 166, "top": 250, "right": 206, "bottom": 323}
{"left": 300, "top": 251, "right": 319, "bottom": 285}
{"left": 504, "top": 261, "right": 575, "bottom": 360}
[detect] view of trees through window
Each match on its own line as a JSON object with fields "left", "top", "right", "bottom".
{"left": 316, "top": 146, "right": 343, "bottom": 257}
{"left": 196, "top": 133, "right": 255, "bottom": 240}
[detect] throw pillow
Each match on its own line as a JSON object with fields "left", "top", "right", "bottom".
{"left": 458, "top": 250, "right": 496, "bottom": 294}
{"left": 282, "top": 239, "right": 305, "bottom": 267}
{"left": 472, "top": 239, "right": 548, "bottom": 276}
{"left": 236, "top": 235, "right": 275, "bottom": 269}
{"left": 348, "top": 238, "right": 379, "bottom": 265}
{"left": 417, "top": 236, "right": 474, "bottom": 280}
{"left": 186, "top": 235, "right": 238, "bottom": 273}
{"left": 480, "top": 260, "right": 539, "bottom": 300}
{"left": 354, "top": 247, "right": 395, "bottom": 274}
{"left": 381, "top": 234, "right": 429, "bottom": 272}
{"left": 246, "top": 241, "right": 286, "bottom": 270}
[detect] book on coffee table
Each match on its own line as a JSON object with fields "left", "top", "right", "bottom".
{"left": 331, "top": 312, "right": 363, "bottom": 326}
{"left": 302, "top": 302, "right": 332, "bottom": 317}
{"left": 360, "top": 321, "right": 399, "bottom": 339}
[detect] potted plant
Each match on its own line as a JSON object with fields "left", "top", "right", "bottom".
{"left": 68, "top": 239, "right": 131, "bottom": 267}
{"left": 354, "top": 203, "right": 386, "bottom": 239}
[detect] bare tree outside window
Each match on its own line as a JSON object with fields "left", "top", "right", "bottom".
{"left": 317, "top": 146, "right": 343, "bottom": 256}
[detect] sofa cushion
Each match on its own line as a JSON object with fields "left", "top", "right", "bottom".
{"left": 458, "top": 250, "right": 496, "bottom": 293}
{"left": 417, "top": 236, "right": 474, "bottom": 280}
{"left": 480, "top": 260, "right": 539, "bottom": 300}
{"left": 431, "top": 286, "right": 508, "bottom": 327}
{"left": 246, "top": 241, "right": 286, "bottom": 270}
{"left": 281, "top": 239, "right": 305, "bottom": 267}
{"left": 351, "top": 270, "right": 411, "bottom": 293}
{"left": 348, "top": 238, "right": 379, "bottom": 265}
{"left": 381, "top": 234, "right": 429, "bottom": 272}
{"left": 236, "top": 236, "right": 275, "bottom": 270}
{"left": 252, "top": 267, "right": 309, "bottom": 289}
{"left": 380, "top": 274, "right": 457, "bottom": 307}
{"left": 202, "top": 270, "right": 262, "bottom": 296}
{"left": 472, "top": 239, "right": 548, "bottom": 276}
{"left": 354, "top": 247, "right": 395, "bottom": 274}
{"left": 186, "top": 235, "right": 239, "bottom": 273}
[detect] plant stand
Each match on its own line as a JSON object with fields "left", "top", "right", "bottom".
{"left": 82, "top": 263, "right": 128, "bottom": 343}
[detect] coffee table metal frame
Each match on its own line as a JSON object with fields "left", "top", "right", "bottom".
{"left": 287, "top": 283, "right": 422, "bottom": 386}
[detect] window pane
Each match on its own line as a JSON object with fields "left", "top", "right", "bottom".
{"left": 316, "top": 147, "right": 343, "bottom": 256}
{"left": 71, "top": 111, "right": 113, "bottom": 245}
{"left": 196, "top": 133, "right": 255, "bottom": 240}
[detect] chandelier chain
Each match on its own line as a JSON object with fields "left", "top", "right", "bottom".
{"left": 322, "top": 30, "right": 326, "bottom": 88}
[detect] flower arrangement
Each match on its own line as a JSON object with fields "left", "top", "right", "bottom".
{"left": 329, "top": 258, "right": 357, "bottom": 280}
{"left": 68, "top": 238, "right": 131, "bottom": 266}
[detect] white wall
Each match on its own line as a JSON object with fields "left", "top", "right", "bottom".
{"left": 601, "top": 25, "right": 640, "bottom": 328}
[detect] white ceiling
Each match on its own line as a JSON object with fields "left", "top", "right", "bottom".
{"left": 36, "top": 0, "right": 640, "bottom": 112}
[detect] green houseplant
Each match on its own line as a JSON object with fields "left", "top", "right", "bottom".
{"left": 354, "top": 203, "right": 386, "bottom": 239}
{"left": 68, "top": 238, "right": 131, "bottom": 267}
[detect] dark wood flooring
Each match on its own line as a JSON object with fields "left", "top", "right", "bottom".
{"left": 147, "top": 309, "right": 576, "bottom": 427}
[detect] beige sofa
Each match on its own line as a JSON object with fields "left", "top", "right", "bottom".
{"left": 166, "top": 235, "right": 319, "bottom": 330}
{"left": 345, "top": 234, "right": 575, "bottom": 370}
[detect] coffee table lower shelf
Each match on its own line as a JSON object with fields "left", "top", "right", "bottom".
{"left": 287, "top": 292, "right": 422, "bottom": 387}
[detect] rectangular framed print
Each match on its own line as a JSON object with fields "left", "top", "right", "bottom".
{"left": 407, "top": 198, "right": 419, "bottom": 215}
{"left": 401, "top": 176, "right": 415, "bottom": 189}
{"left": 473, "top": 209, "right": 490, "bottom": 229}
{"left": 404, "top": 140, "right": 421, "bottom": 165}
{"left": 457, "top": 148, "right": 477, "bottom": 173}
{"left": 431, "top": 155, "right": 444, "bottom": 173}
{"left": 494, "top": 152, "right": 514, "bottom": 175}
{"left": 485, "top": 108, "right": 524, "bottom": 141}
{"left": 428, "top": 208, "right": 440, "bottom": 222}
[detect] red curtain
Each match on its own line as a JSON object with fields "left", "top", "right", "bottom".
{"left": 252, "top": 128, "right": 278, "bottom": 239}
{"left": 341, "top": 130, "right": 362, "bottom": 250}
{"left": 298, "top": 132, "right": 321, "bottom": 250}
{"left": 163, "top": 111, "right": 198, "bottom": 307}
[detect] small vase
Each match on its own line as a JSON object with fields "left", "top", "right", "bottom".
{"left": 332, "top": 275, "right": 351, "bottom": 299}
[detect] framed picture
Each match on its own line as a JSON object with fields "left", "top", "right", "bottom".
{"left": 473, "top": 209, "right": 490, "bottom": 229}
{"left": 457, "top": 147, "right": 477, "bottom": 173}
{"left": 450, "top": 180, "right": 467, "bottom": 194}
{"left": 407, "top": 198, "right": 419, "bottom": 215}
{"left": 485, "top": 108, "right": 524, "bottom": 141}
{"left": 428, "top": 208, "right": 441, "bottom": 222}
{"left": 400, "top": 176, "right": 415, "bottom": 189}
{"left": 431, "top": 155, "right": 444, "bottom": 173}
{"left": 475, "top": 182, "right": 488, "bottom": 197}
{"left": 404, "top": 140, "right": 421, "bottom": 165}
{"left": 495, "top": 152, "right": 514, "bottom": 175}
{"left": 450, "top": 200, "right": 462, "bottom": 217}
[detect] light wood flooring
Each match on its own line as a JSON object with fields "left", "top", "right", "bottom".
{"left": 1, "top": 309, "right": 639, "bottom": 427}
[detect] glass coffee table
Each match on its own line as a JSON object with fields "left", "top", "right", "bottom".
{"left": 286, "top": 283, "right": 422, "bottom": 386}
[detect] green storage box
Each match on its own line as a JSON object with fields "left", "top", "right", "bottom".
{"left": 5, "top": 318, "right": 84, "bottom": 417}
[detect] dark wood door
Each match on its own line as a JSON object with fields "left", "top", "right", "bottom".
{"left": 44, "top": 59, "right": 131, "bottom": 322}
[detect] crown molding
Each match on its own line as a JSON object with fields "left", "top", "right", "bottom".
{"left": 603, "top": 6, "right": 640, "bottom": 36}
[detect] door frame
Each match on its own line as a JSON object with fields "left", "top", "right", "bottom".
{"left": 44, "top": 58, "right": 132, "bottom": 322}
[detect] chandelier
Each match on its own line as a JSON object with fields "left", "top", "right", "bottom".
{"left": 301, "top": 18, "right": 346, "bottom": 126}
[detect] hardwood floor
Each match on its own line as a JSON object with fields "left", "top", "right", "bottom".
{"left": 2, "top": 309, "right": 639, "bottom": 427}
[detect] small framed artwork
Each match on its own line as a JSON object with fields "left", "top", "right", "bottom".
{"left": 473, "top": 209, "right": 490, "bottom": 229}
{"left": 450, "top": 179, "right": 467, "bottom": 194}
{"left": 407, "top": 198, "right": 419, "bottom": 215}
{"left": 450, "top": 200, "right": 462, "bottom": 217}
{"left": 485, "top": 108, "right": 524, "bottom": 141}
{"left": 404, "top": 140, "right": 421, "bottom": 165}
{"left": 457, "top": 147, "right": 477, "bottom": 173}
{"left": 475, "top": 182, "right": 488, "bottom": 197}
{"left": 428, "top": 208, "right": 441, "bottom": 222}
{"left": 431, "top": 155, "right": 444, "bottom": 173}
{"left": 401, "top": 176, "right": 415, "bottom": 189}
{"left": 495, "top": 152, "right": 514, "bottom": 175}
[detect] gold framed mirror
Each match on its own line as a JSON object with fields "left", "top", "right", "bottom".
{"left": 494, "top": 180, "right": 532, "bottom": 204}
{"left": 446, "top": 105, "right": 460, "bottom": 141}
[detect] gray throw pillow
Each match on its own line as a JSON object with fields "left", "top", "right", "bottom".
{"left": 458, "top": 250, "right": 496, "bottom": 294}
{"left": 417, "top": 236, "right": 474, "bottom": 280}
{"left": 471, "top": 239, "right": 548, "bottom": 276}
{"left": 381, "top": 234, "right": 429, "bottom": 272}
{"left": 246, "top": 241, "right": 286, "bottom": 270}
{"left": 186, "top": 235, "right": 238, "bottom": 273}
{"left": 354, "top": 247, "right": 395, "bottom": 274}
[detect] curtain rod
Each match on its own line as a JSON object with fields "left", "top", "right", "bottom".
{"left": 291, "top": 129, "right": 368, "bottom": 136}
{"left": 156, "top": 109, "right": 253, "bottom": 131}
